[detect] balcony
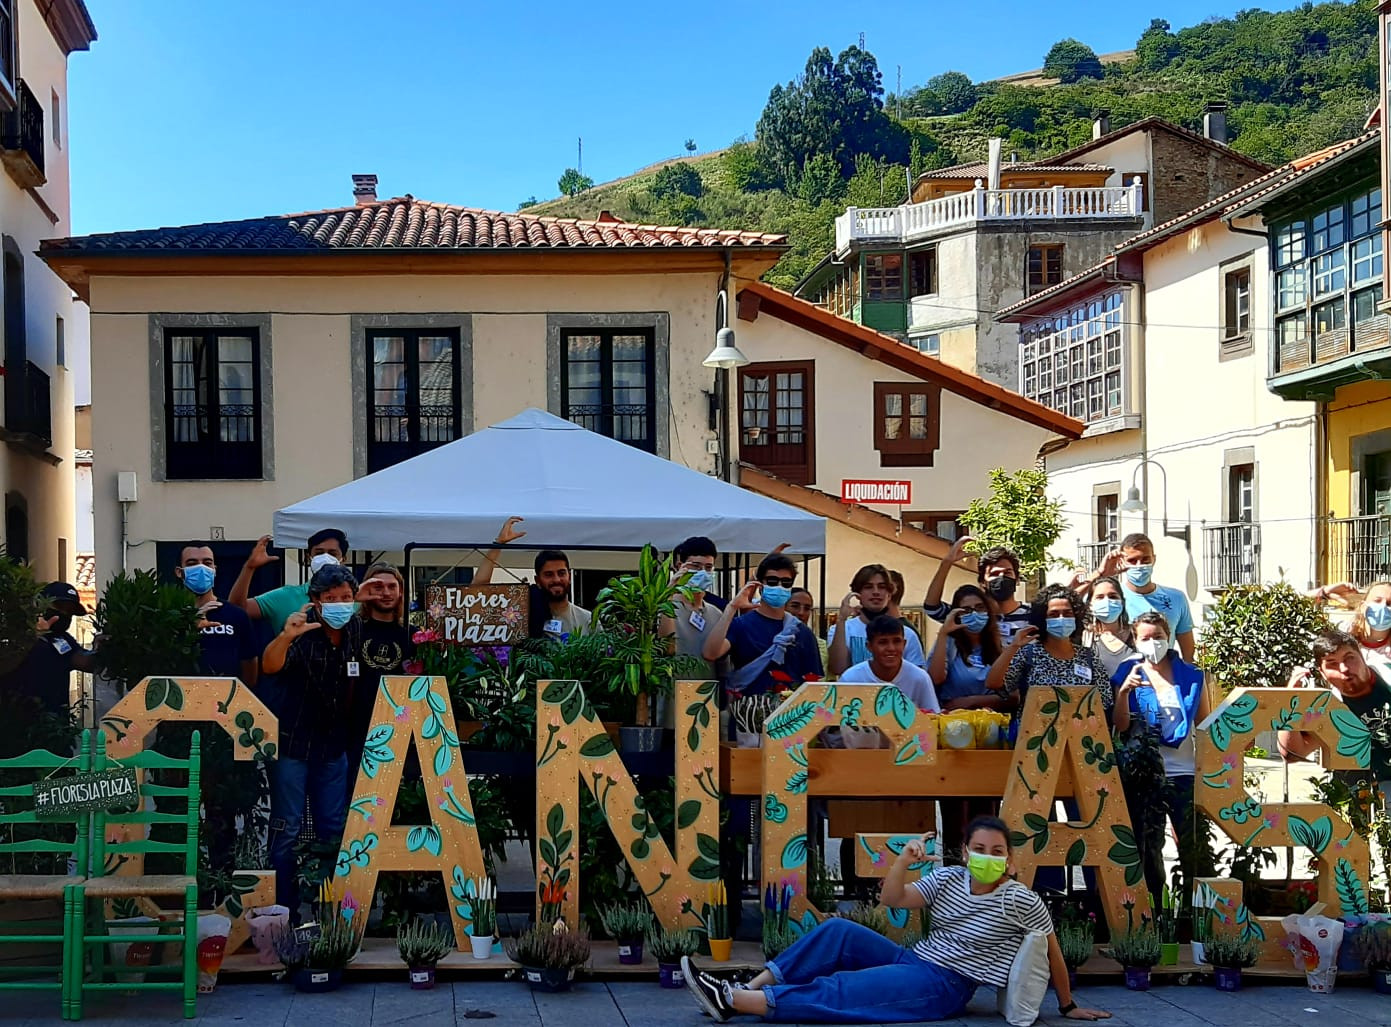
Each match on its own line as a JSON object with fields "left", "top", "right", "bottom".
{"left": 1328, "top": 514, "right": 1391, "bottom": 589}
{"left": 1, "top": 78, "right": 44, "bottom": 188}
{"left": 835, "top": 182, "right": 1143, "bottom": 251}
{"left": 1202, "top": 522, "right": 1261, "bottom": 590}
{"left": 3, "top": 360, "right": 52, "bottom": 448}
{"left": 1076, "top": 540, "right": 1112, "bottom": 571}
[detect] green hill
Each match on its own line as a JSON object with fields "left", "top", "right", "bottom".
{"left": 536, "top": 2, "right": 1379, "bottom": 289}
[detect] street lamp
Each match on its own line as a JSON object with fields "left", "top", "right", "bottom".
{"left": 703, "top": 290, "right": 749, "bottom": 369}
{"left": 1121, "top": 458, "right": 1191, "bottom": 547}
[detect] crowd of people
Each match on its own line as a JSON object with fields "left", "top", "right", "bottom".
{"left": 9, "top": 519, "right": 1391, "bottom": 1023}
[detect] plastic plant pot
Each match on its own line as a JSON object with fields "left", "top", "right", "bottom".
{"left": 1123, "top": 967, "right": 1150, "bottom": 991}
{"left": 408, "top": 966, "right": 436, "bottom": 990}
{"left": 1213, "top": 966, "right": 1242, "bottom": 992}
{"left": 709, "top": 938, "right": 733, "bottom": 962}
{"left": 658, "top": 961, "right": 685, "bottom": 989}
{"left": 616, "top": 939, "right": 644, "bottom": 965}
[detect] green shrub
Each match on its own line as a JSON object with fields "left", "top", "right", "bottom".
{"left": 1196, "top": 583, "right": 1330, "bottom": 691}
{"left": 0, "top": 552, "right": 41, "bottom": 676}
{"left": 94, "top": 569, "right": 200, "bottom": 691}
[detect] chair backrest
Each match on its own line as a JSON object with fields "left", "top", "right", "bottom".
{"left": 91, "top": 730, "right": 200, "bottom": 878}
{"left": 0, "top": 730, "right": 91, "bottom": 877}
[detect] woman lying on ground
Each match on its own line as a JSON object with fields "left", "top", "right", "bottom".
{"left": 681, "top": 816, "right": 1111, "bottom": 1024}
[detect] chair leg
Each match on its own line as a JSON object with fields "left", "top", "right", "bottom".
{"left": 183, "top": 887, "right": 197, "bottom": 1018}
{"left": 61, "top": 885, "right": 74, "bottom": 1021}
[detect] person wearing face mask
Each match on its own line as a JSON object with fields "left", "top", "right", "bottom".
{"left": 230, "top": 528, "right": 349, "bottom": 636}
{"left": 928, "top": 585, "right": 1009, "bottom": 712}
{"left": 704, "top": 553, "right": 823, "bottom": 697}
{"left": 1086, "top": 576, "right": 1136, "bottom": 684}
{"left": 660, "top": 538, "right": 727, "bottom": 721}
{"left": 175, "top": 543, "right": 258, "bottom": 685}
{"left": 681, "top": 815, "right": 1111, "bottom": 1024}
{"left": 0, "top": 581, "right": 96, "bottom": 721}
{"left": 1349, "top": 581, "right": 1391, "bottom": 667}
{"left": 348, "top": 563, "right": 414, "bottom": 775}
{"left": 1101, "top": 533, "right": 1195, "bottom": 663}
{"left": 986, "top": 584, "right": 1108, "bottom": 716}
{"left": 1113, "top": 611, "right": 1210, "bottom": 898}
{"left": 259, "top": 563, "right": 362, "bottom": 913}
{"left": 923, "top": 535, "right": 1031, "bottom": 644}
{"left": 829, "top": 565, "right": 928, "bottom": 675}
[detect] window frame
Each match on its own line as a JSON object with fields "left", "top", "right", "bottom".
{"left": 1019, "top": 289, "right": 1129, "bottom": 424}
{"left": 903, "top": 510, "right": 964, "bottom": 541}
{"left": 873, "top": 381, "right": 941, "bottom": 467}
{"left": 162, "top": 327, "right": 264, "bottom": 481}
{"left": 737, "top": 359, "right": 815, "bottom": 484}
{"left": 908, "top": 247, "right": 938, "bottom": 298}
{"left": 1026, "top": 244, "right": 1065, "bottom": 295}
{"left": 364, "top": 327, "right": 465, "bottom": 473}
{"left": 864, "top": 253, "right": 904, "bottom": 302}
{"left": 1094, "top": 489, "right": 1120, "bottom": 543}
{"left": 559, "top": 327, "right": 658, "bottom": 454}
{"left": 0, "top": 0, "right": 15, "bottom": 109}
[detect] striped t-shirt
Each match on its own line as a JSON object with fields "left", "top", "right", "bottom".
{"left": 910, "top": 866, "right": 1054, "bottom": 987}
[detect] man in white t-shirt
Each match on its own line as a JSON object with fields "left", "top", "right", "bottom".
{"left": 829, "top": 564, "right": 927, "bottom": 675}
{"left": 840, "top": 615, "right": 941, "bottom": 712}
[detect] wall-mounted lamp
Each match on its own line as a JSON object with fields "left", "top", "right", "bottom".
{"left": 1120, "top": 458, "right": 1191, "bottom": 548}
{"left": 703, "top": 290, "right": 749, "bottom": 369}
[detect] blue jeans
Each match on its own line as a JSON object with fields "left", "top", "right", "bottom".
{"left": 268, "top": 754, "right": 350, "bottom": 909}
{"left": 764, "top": 919, "right": 975, "bottom": 1023}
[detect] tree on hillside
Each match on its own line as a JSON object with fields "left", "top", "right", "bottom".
{"left": 795, "top": 153, "right": 845, "bottom": 207}
{"left": 1043, "top": 38, "right": 1103, "bottom": 83}
{"left": 1135, "top": 18, "right": 1178, "bottom": 71}
{"left": 684, "top": 138, "right": 697, "bottom": 153}
{"left": 925, "top": 71, "right": 977, "bottom": 114}
{"left": 517, "top": 197, "right": 539, "bottom": 210}
{"left": 558, "top": 168, "right": 593, "bottom": 197}
{"left": 756, "top": 44, "right": 909, "bottom": 181}
{"left": 723, "top": 139, "right": 779, "bottom": 192}
{"left": 651, "top": 163, "right": 703, "bottom": 199}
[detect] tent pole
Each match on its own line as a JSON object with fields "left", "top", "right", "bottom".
{"left": 404, "top": 544, "right": 415, "bottom": 617}
{"left": 818, "top": 553, "right": 827, "bottom": 639}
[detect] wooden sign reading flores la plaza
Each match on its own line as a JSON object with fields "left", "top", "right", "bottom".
{"left": 424, "top": 584, "right": 529, "bottom": 646}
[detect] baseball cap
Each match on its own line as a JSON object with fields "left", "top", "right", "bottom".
{"left": 41, "top": 581, "right": 88, "bottom": 615}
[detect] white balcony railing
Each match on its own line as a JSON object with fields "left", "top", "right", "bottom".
{"left": 834, "top": 179, "right": 1144, "bottom": 251}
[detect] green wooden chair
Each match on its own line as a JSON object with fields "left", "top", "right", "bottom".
{"left": 0, "top": 731, "right": 91, "bottom": 1018}
{"left": 70, "top": 730, "right": 200, "bottom": 1020}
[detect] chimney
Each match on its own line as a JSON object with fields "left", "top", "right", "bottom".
{"left": 352, "top": 173, "right": 378, "bottom": 206}
{"left": 1093, "top": 110, "right": 1111, "bottom": 140}
{"left": 597, "top": 210, "right": 621, "bottom": 223}
{"left": 1203, "top": 103, "right": 1228, "bottom": 145}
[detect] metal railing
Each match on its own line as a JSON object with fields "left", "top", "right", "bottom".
{"left": 1076, "top": 540, "right": 1112, "bottom": 572}
{"left": 0, "top": 78, "right": 44, "bottom": 181}
{"left": 1328, "top": 514, "right": 1391, "bottom": 589}
{"left": 1202, "top": 522, "right": 1261, "bottom": 590}
{"left": 3, "top": 360, "right": 51, "bottom": 446}
{"left": 835, "top": 180, "right": 1143, "bottom": 250}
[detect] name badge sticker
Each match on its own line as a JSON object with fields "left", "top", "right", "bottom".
{"left": 689, "top": 610, "right": 706, "bottom": 632}
{"left": 1073, "top": 663, "right": 1093, "bottom": 682}
{"left": 347, "top": 661, "right": 360, "bottom": 678}
{"left": 52, "top": 638, "right": 72, "bottom": 655}
{"left": 544, "top": 618, "right": 564, "bottom": 636}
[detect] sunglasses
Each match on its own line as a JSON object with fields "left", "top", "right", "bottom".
{"left": 762, "top": 576, "right": 796, "bottom": 587}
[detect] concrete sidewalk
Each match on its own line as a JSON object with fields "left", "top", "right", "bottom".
{"left": 9, "top": 979, "right": 1391, "bottom": 1027}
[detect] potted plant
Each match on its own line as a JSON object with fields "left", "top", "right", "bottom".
{"left": 599, "top": 901, "right": 653, "bottom": 965}
{"left": 274, "top": 900, "right": 362, "bottom": 993}
{"left": 841, "top": 902, "right": 890, "bottom": 936}
{"left": 469, "top": 876, "right": 498, "bottom": 959}
{"left": 647, "top": 925, "right": 699, "bottom": 989}
{"left": 704, "top": 882, "right": 732, "bottom": 962}
{"left": 1354, "top": 920, "right": 1391, "bottom": 994}
{"left": 593, "top": 544, "right": 707, "bottom": 752}
{"left": 1155, "top": 889, "right": 1179, "bottom": 966}
{"left": 1057, "top": 916, "right": 1095, "bottom": 987}
{"left": 1104, "top": 921, "right": 1160, "bottom": 991}
{"left": 396, "top": 918, "right": 455, "bottom": 989}
{"left": 1206, "top": 933, "right": 1263, "bottom": 992}
{"left": 505, "top": 921, "right": 591, "bottom": 993}
{"left": 1191, "top": 905, "right": 1212, "bottom": 966}
{"left": 762, "top": 882, "right": 798, "bottom": 961}
{"left": 731, "top": 695, "right": 778, "bottom": 748}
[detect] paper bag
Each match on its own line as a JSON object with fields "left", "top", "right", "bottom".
{"left": 1282, "top": 912, "right": 1343, "bottom": 993}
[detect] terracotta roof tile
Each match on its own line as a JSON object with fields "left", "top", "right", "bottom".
{"left": 42, "top": 197, "right": 788, "bottom": 256}
{"left": 920, "top": 161, "right": 1113, "bottom": 180}
{"left": 1042, "top": 116, "right": 1271, "bottom": 173}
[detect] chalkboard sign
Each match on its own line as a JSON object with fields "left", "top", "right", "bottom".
{"left": 35, "top": 768, "right": 140, "bottom": 819}
{"left": 424, "top": 584, "right": 529, "bottom": 646}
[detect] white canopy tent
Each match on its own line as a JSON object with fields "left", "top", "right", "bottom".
{"left": 272, "top": 409, "right": 825, "bottom": 556}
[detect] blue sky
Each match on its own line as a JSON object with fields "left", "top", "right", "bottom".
{"left": 69, "top": 0, "right": 1309, "bottom": 236}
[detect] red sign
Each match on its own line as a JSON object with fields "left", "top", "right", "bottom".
{"left": 841, "top": 479, "right": 912, "bottom": 505}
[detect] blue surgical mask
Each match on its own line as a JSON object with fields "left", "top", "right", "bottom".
{"left": 686, "top": 569, "right": 715, "bottom": 593}
{"left": 1125, "top": 564, "right": 1154, "bottom": 587}
{"left": 181, "top": 564, "right": 216, "bottom": 596}
{"left": 319, "top": 602, "right": 358, "bottom": 629}
{"left": 1045, "top": 616, "right": 1076, "bottom": 639}
{"left": 761, "top": 585, "right": 792, "bottom": 609}
{"left": 1367, "top": 602, "right": 1391, "bottom": 631}
{"left": 1091, "top": 597, "right": 1123, "bottom": 623}
{"left": 961, "top": 611, "right": 989, "bottom": 633}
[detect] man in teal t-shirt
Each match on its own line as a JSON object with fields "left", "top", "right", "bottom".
{"left": 230, "top": 529, "right": 349, "bottom": 635}
{"left": 1116, "top": 532, "right": 1194, "bottom": 662}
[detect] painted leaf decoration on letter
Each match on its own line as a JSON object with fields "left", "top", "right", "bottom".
{"left": 579, "top": 732, "right": 616, "bottom": 758}
{"left": 1330, "top": 709, "right": 1372, "bottom": 769}
{"left": 433, "top": 742, "right": 452, "bottom": 776}
{"left": 409, "top": 677, "right": 431, "bottom": 701}
{"left": 1287, "top": 814, "right": 1333, "bottom": 855}
{"left": 677, "top": 799, "right": 703, "bottom": 830}
{"left": 144, "top": 678, "right": 169, "bottom": 711}
{"left": 164, "top": 681, "right": 185, "bottom": 711}
{"left": 781, "top": 833, "right": 808, "bottom": 869}
{"left": 365, "top": 724, "right": 395, "bottom": 749}
{"left": 874, "top": 686, "right": 915, "bottom": 730}
{"left": 763, "top": 793, "right": 788, "bottom": 824}
{"left": 1334, "top": 857, "right": 1371, "bottom": 916}
{"left": 426, "top": 691, "right": 448, "bottom": 715}
{"left": 766, "top": 702, "right": 817, "bottom": 739}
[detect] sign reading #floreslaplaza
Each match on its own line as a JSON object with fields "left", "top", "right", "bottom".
{"left": 35, "top": 768, "right": 140, "bottom": 818}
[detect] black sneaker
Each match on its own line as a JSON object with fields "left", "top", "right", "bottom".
{"left": 682, "top": 955, "right": 734, "bottom": 1022}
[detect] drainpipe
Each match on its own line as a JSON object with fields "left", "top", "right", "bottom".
{"left": 718, "top": 249, "right": 733, "bottom": 482}
{"left": 1315, "top": 399, "right": 1327, "bottom": 589}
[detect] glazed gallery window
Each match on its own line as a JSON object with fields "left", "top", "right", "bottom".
{"left": 560, "top": 328, "right": 656, "bottom": 453}
{"left": 1271, "top": 185, "right": 1385, "bottom": 368}
{"left": 164, "top": 330, "right": 262, "bottom": 480}
{"left": 366, "top": 329, "right": 463, "bottom": 472}
{"left": 1020, "top": 290, "right": 1127, "bottom": 424}
{"left": 864, "top": 253, "right": 903, "bottom": 301}
{"left": 739, "top": 361, "right": 813, "bottom": 484}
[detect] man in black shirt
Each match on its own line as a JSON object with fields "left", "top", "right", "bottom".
{"left": 260, "top": 564, "right": 362, "bottom": 911}
{"left": 0, "top": 582, "right": 96, "bottom": 719}
{"left": 350, "top": 562, "right": 414, "bottom": 776}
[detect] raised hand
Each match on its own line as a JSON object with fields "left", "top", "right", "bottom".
{"left": 281, "top": 604, "right": 323, "bottom": 639}
{"left": 495, "top": 516, "right": 527, "bottom": 545}
{"left": 37, "top": 613, "right": 60, "bottom": 633}
{"left": 948, "top": 534, "right": 976, "bottom": 563}
{"left": 732, "top": 580, "right": 760, "bottom": 613}
{"left": 944, "top": 609, "right": 965, "bottom": 634}
{"left": 246, "top": 535, "right": 280, "bottom": 570}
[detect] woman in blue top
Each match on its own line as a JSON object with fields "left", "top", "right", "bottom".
{"left": 1112, "top": 611, "right": 1211, "bottom": 899}
{"left": 927, "top": 585, "right": 1011, "bottom": 712}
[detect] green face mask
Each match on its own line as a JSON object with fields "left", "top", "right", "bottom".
{"left": 967, "top": 849, "right": 1009, "bottom": 885}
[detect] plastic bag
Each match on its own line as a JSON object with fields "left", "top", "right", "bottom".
{"left": 1282, "top": 912, "right": 1343, "bottom": 992}
{"left": 196, "top": 914, "right": 231, "bottom": 993}
{"left": 247, "top": 905, "right": 291, "bottom": 966}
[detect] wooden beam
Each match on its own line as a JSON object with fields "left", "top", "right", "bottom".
{"left": 736, "top": 287, "right": 762, "bottom": 322}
